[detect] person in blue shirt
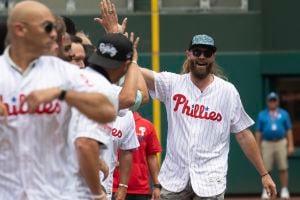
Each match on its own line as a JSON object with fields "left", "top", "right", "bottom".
{"left": 256, "top": 92, "right": 294, "bottom": 200}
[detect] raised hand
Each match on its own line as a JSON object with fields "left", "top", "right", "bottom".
{"left": 94, "top": 0, "right": 127, "bottom": 33}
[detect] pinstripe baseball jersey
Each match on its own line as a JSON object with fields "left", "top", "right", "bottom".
{"left": 100, "top": 111, "right": 139, "bottom": 200}
{"left": 0, "top": 48, "right": 117, "bottom": 200}
{"left": 67, "top": 67, "right": 122, "bottom": 199}
{"left": 150, "top": 72, "right": 254, "bottom": 197}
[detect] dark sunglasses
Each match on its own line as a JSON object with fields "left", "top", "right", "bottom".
{"left": 268, "top": 98, "right": 278, "bottom": 102}
{"left": 22, "top": 21, "right": 56, "bottom": 34}
{"left": 42, "top": 21, "right": 56, "bottom": 34}
{"left": 191, "top": 49, "right": 214, "bottom": 58}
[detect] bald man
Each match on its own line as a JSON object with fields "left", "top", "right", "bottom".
{"left": 0, "top": 1, "right": 118, "bottom": 199}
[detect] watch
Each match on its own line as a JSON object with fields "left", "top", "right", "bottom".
{"left": 153, "top": 183, "right": 162, "bottom": 190}
{"left": 58, "top": 90, "right": 67, "bottom": 100}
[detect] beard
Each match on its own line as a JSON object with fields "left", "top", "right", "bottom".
{"left": 189, "top": 59, "right": 213, "bottom": 80}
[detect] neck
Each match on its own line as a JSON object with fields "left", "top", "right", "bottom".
{"left": 9, "top": 44, "right": 39, "bottom": 71}
{"left": 190, "top": 73, "right": 214, "bottom": 92}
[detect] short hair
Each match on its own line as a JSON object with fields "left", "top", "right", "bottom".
{"left": 62, "top": 16, "right": 76, "bottom": 35}
{"left": 70, "top": 34, "right": 83, "bottom": 44}
{"left": 55, "top": 16, "right": 66, "bottom": 43}
{"left": 76, "top": 31, "right": 92, "bottom": 45}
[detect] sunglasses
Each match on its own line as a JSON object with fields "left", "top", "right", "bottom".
{"left": 42, "top": 21, "right": 56, "bottom": 34}
{"left": 22, "top": 21, "right": 56, "bottom": 34}
{"left": 191, "top": 49, "right": 214, "bottom": 58}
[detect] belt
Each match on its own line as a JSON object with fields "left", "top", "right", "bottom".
{"left": 264, "top": 138, "right": 285, "bottom": 142}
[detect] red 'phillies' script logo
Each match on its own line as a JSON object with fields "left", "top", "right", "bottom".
{"left": 0, "top": 94, "right": 61, "bottom": 116}
{"left": 173, "top": 94, "right": 222, "bottom": 121}
{"left": 112, "top": 128, "right": 122, "bottom": 138}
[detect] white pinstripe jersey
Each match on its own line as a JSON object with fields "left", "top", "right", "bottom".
{"left": 67, "top": 67, "right": 121, "bottom": 199}
{"left": 0, "top": 48, "right": 117, "bottom": 200}
{"left": 150, "top": 72, "right": 254, "bottom": 197}
{"left": 100, "top": 111, "right": 139, "bottom": 199}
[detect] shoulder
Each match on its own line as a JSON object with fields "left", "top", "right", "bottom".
{"left": 258, "top": 109, "right": 268, "bottom": 117}
{"left": 38, "top": 55, "right": 77, "bottom": 70}
{"left": 215, "top": 76, "right": 236, "bottom": 91}
{"left": 279, "top": 108, "right": 290, "bottom": 116}
{"left": 156, "top": 71, "right": 185, "bottom": 81}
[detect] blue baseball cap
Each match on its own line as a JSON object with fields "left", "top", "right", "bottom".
{"left": 189, "top": 34, "right": 217, "bottom": 51}
{"left": 267, "top": 92, "right": 279, "bottom": 101}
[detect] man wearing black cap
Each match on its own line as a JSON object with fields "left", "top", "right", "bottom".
{"left": 72, "top": 32, "right": 148, "bottom": 200}
{"left": 256, "top": 92, "right": 294, "bottom": 199}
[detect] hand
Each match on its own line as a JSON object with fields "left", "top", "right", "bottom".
{"left": 151, "top": 188, "right": 160, "bottom": 200}
{"left": 99, "top": 159, "right": 109, "bottom": 181}
{"left": 123, "top": 32, "right": 139, "bottom": 63}
{"left": 114, "top": 186, "right": 127, "bottom": 200}
{"left": 262, "top": 174, "right": 277, "bottom": 200}
{"left": 288, "top": 145, "right": 295, "bottom": 155}
{"left": 94, "top": 0, "right": 127, "bottom": 33}
{"left": 0, "top": 102, "right": 8, "bottom": 118}
{"left": 20, "top": 87, "right": 61, "bottom": 113}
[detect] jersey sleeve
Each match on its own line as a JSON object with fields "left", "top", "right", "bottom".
{"left": 64, "top": 64, "right": 119, "bottom": 111}
{"left": 69, "top": 108, "right": 111, "bottom": 146}
{"left": 150, "top": 71, "right": 176, "bottom": 103}
{"left": 119, "top": 112, "right": 140, "bottom": 150}
{"left": 145, "top": 122, "right": 162, "bottom": 155}
{"left": 229, "top": 86, "right": 255, "bottom": 133}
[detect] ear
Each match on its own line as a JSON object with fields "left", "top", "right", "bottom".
{"left": 185, "top": 49, "right": 192, "bottom": 58}
{"left": 13, "top": 22, "right": 26, "bottom": 37}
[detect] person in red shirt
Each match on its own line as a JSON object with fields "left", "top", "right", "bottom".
{"left": 113, "top": 112, "right": 162, "bottom": 200}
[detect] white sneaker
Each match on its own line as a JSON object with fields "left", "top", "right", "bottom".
{"left": 280, "top": 187, "right": 290, "bottom": 199}
{"left": 261, "top": 189, "right": 269, "bottom": 199}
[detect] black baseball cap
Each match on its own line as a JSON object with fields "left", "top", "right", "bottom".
{"left": 88, "top": 33, "right": 133, "bottom": 69}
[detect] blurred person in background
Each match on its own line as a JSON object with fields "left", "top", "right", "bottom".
{"left": 113, "top": 111, "right": 162, "bottom": 200}
{"left": 256, "top": 92, "right": 294, "bottom": 200}
{"left": 70, "top": 34, "right": 86, "bottom": 68}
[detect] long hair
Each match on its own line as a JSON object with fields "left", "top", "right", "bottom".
{"left": 181, "top": 58, "right": 228, "bottom": 81}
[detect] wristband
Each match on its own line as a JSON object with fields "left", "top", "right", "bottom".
{"left": 119, "top": 183, "right": 128, "bottom": 188}
{"left": 153, "top": 183, "right": 162, "bottom": 190}
{"left": 91, "top": 192, "right": 106, "bottom": 200}
{"left": 131, "top": 60, "right": 138, "bottom": 65}
{"left": 261, "top": 173, "right": 269, "bottom": 177}
{"left": 58, "top": 90, "right": 67, "bottom": 101}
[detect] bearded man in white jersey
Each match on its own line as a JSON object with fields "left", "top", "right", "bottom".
{"left": 0, "top": 1, "right": 118, "bottom": 199}
{"left": 139, "top": 35, "right": 278, "bottom": 200}
{"left": 98, "top": 2, "right": 278, "bottom": 198}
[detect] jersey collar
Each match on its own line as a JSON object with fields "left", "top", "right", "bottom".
{"left": 4, "top": 46, "right": 37, "bottom": 76}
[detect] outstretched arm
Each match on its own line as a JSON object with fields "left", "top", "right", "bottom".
{"left": 139, "top": 68, "right": 155, "bottom": 92}
{"left": 236, "top": 129, "right": 277, "bottom": 199}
